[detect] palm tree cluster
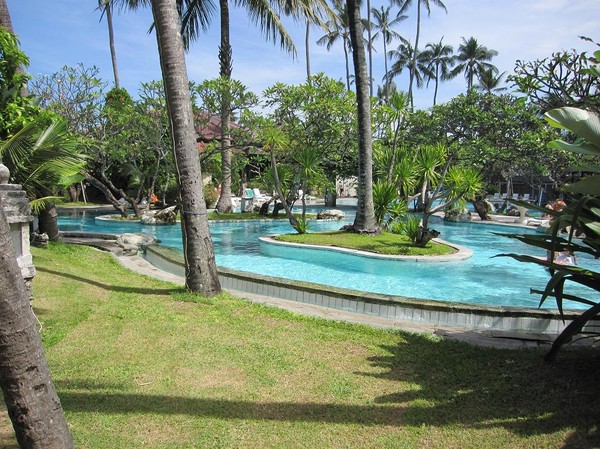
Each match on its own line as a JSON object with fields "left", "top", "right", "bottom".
{"left": 318, "top": 0, "right": 502, "bottom": 108}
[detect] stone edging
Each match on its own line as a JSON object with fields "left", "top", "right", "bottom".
{"left": 142, "top": 244, "right": 596, "bottom": 337}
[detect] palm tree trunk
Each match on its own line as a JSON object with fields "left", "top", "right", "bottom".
{"left": 433, "top": 64, "right": 439, "bottom": 106}
{"left": 408, "top": 0, "right": 422, "bottom": 109}
{"left": 366, "top": 0, "right": 373, "bottom": 97}
{"left": 383, "top": 38, "right": 389, "bottom": 102}
{"left": 215, "top": 0, "right": 233, "bottom": 213}
{"left": 0, "top": 0, "right": 14, "bottom": 32}
{"left": 347, "top": 0, "right": 378, "bottom": 233}
{"left": 104, "top": 0, "right": 121, "bottom": 89}
{"left": 0, "top": 198, "right": 74, "bottom": 448}
{"left": 38, "top": 202, "right": 60, "bottom": 241}
{"left": 305, "top": 21, "right": 311, "bottom": 79}
{"left": 343, "top": 37, "right": 351, "bottom": 91}
{"left": 150, "top": 0, "right": 221, "bottom": 295}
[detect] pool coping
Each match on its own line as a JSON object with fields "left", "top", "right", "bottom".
{"left": 141, "top": 243, "right": 598, "bottom": 339}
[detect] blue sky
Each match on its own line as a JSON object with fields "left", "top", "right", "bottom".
{"left": 9, "top": 0, "right": 600, "bottom": 111}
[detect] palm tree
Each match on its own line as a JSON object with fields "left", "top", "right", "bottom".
{"left": 371, "top": 5, "right": 406, "bottom": 102}
{"left": 346, "top": 0, "right": 378, "bottom": 233}
{"left": 396, "top": 0, "right": 447, "bottom": 107}
{"left": 317, "top": 0, "right": 352, "bottom": 90}
{"left": 0, "top": 12, "right": 74, "bottom": 444}
{"left": 150, "top": 0, "right": 221, "bottom": 295}
{"left": 388, "top": 40, "right": 431, "bottom": 107}
{"left": 97, "top": 0, "right": 121, "bottom": 88}
{"left": 1, "top": 116, "right": 85, "bottom": 240}
{"left": 475, "top": 68, "right": 507, "bottom": 93}
{"left": 452, "top": 36, "right": 499, "bottom": 91}
{"left": 0, "top": 200, "right": 76, "bottom": 447}
{"left": 179, "top": 0, "right": 322, "bottom": 212}
{"left": 421, "top": 37, "right": 454, "bottom": 106}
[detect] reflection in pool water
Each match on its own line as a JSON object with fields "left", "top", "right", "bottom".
{"left": 58, "top": 207, "right": 598, "bottom": 310}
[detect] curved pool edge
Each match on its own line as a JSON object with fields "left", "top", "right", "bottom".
{"left": 142, "top": 244, "right": 598, "bottom": 338}
{"left": 258, "top": 235, "right": 473, "bottom": 262}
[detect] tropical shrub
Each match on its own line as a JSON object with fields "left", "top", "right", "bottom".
{"left": 373, "top": 181, "right": 406, "bottom": 227}
{"left": 391, "top": 215, "right": 421, "bottom": 244}
{"left": 500, "top": 106, "right": 600, "bottom": 361}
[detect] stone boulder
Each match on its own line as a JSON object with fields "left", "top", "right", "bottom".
{"left": 317, "top": 209, "right": 345, "bottom": 220}
{"left": 140, "top": 205, "right": 178, "bottom": 225}
{"left": 116, "top": 233, "right": 159, "bottom": 255}
{"left": 444, "top": 209, "right": 472, "bottom": 222}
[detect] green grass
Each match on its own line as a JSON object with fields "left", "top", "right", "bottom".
{"left": 275, "top": 230, "right": 455, "bottom": 256}
{"left": 1, "top": 243, "right": 599, "bottom": 448}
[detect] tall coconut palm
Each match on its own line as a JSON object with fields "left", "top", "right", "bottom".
{"left": 365, "top": 0, "right": 373, "bottom": 97}
{"left": 371, "top": 5, "right": 406, "bottom": 102}
{"left": 388, "top": 40, "right": 431, "bottom": 107}
{"left": 0, "top": 6, "right": 74, "bottom": 443}
{"left": 346, "top": 0, "right": 378, "bottom": 233}
{"left": 395, "top": 0, "right": 447, "bottom": 107}
{"left": 421, "top": 37, "right": 454, "bottom": 106}
{"left": 180, "top": 0, "right": 322, "bottom": 212}
{"left": 475, "top": 68, "right": 507, "bottom": 93}
{"left": 150, "top": 0, "right": 221, "bottom": 295}
{"left": 317, "top": 0, "right": 352, "bottom": 91}
{"left": 97, "top": 0, "right": 121, "bottom": 88}
{"left": 452, "top": 36, "right": 499, "bottom": 91}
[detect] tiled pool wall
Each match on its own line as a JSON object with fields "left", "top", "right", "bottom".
{"left": 143, "top": 244, "right": 598, "bottom": 336}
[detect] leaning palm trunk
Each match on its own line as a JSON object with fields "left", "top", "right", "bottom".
{"left": 347, "top": 0, "right": 378, "bottom": 234}
{"left": 0, "top": 197, "right": 74, "bottom": 448}
{"left": 151, "top": 0, "right": 221, "bottom": 295}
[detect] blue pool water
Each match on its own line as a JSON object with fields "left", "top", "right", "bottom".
{"left": 58, "top": 208, "right": 598, "bottom": 310}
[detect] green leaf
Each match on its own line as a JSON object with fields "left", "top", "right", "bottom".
{"left": 563, "top": 175, "right": 600, "bottom": 195}
{"left": 548, "top": 140, "right": 600, "bottom": 156}
{"left": 545, "top": 107, "right": 600, "bottom": 148}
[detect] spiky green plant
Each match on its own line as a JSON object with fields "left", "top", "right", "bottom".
{"left": 500, "top": 105, "right": 600, "bottom": 361}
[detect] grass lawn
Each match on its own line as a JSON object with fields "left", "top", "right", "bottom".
{"left": 1, "top": 243, "right": 599, "bottom": 448}
{"left": 275, "top": 230, "right": 455, "bottom": 256}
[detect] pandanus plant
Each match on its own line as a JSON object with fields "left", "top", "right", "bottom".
{"left": 499, "top": 105, "right": 600, "bottom": 361}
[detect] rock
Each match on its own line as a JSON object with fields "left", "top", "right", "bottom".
{"left": 317, "top": 209, "right": 345, "bottom": 220}
{"left": 444, "top": 209, "right": 472, "bottom": 222}
{"left": 140, "top": 206, "right": 177, "bottom": 225}
{"left": 116, "top": 233, "right": 158, "bottom": 255}
{"left": 31, "top": 232, "right": 49, "bottom": 247}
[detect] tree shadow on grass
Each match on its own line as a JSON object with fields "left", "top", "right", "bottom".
{"left": 359, "top": 336, "right": 600, "bottom": 448}
{"left": 58, "top": 391, "right": 409, "bottom": 426}
{"left": 36, "top": 267, "right": 181, "bottom": 296}
{"left": 52, "top": 337, "right": 600, "bottom": 447}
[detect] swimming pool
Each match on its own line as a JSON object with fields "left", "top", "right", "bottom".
{"left": 58, "top": 208, "right": 598, "bottom": 310}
